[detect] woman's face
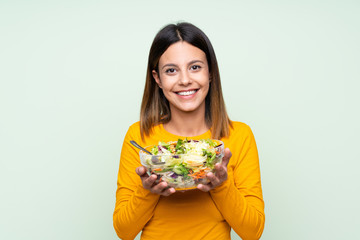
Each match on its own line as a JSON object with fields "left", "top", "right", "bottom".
{"left": 152, "top": 41, "right": 210, "bottom": 115}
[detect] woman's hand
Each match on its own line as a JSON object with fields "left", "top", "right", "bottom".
{"left": 136, "top": 166, "right": 176, "bottom": 196}
{"left": 197, "top": 148, "right": 232, "bottom": 192}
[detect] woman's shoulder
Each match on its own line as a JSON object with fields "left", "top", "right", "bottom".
{"left": 229, "top": 120, "right": 252, "bottom": 132}
{"left": 127, "top": 121, "right": 162, "bottom": 133}
{"left": 222, "top": 121, "right": 257, "bottom": 153}
{"left": 128, "top": 121, "right": 141, "bottom": 130}
{"left": 125, "top": 121, "right": 164, "bottom": 144}
{"left": 124, "top": 121, "right": 141, "bottom": 139}
{"left": 126, "top": 121, "right": 140, "bottom": 132}
{"left": 227, "top": 120, "right": 255, "bottom": 140}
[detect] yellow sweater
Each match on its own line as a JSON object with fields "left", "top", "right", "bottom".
{"left": 113, "top": 121, "right": 265, "bottom": 240}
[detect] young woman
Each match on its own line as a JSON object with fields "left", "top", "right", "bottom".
{"left": 113, "top": 22, "right": 265, "bottom": 240}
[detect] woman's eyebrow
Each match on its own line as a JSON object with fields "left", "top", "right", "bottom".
{"left": 161, "top": 60, "right": 205, "bottom": 70}
{"left": 161, "top": 63, "right": 177, "bottom": 70}
{"left": 188, "top": 60, "right": 205, "bottom": 65}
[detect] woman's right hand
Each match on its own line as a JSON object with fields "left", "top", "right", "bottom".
{"left": 136, "top": 166, "right": 176, "bottom": 196}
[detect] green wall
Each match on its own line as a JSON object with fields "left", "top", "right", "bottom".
{"left": 1, "top": 1, "right": 359, "bottom": 239}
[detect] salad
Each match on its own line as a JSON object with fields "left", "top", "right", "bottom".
{"left": 140, "top": 139, "right": 224, "bottom": 190}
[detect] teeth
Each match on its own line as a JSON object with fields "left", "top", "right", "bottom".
{"left": 177, "top": 90, "right": 196, "bottom": 96}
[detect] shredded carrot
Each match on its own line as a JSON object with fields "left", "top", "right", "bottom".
{"left": 189, "top": 168, "right": 211, "bottom": 179}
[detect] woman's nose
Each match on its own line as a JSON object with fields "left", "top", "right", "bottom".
{"left": 179, "top": 71, "right": 192, "bottom": 85}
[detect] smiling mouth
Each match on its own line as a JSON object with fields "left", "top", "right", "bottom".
{"left": 176, "top": 89, "right": 198, "bottom": 96}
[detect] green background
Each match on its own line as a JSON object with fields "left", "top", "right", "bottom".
{"left": 1, "top": 0, "right": 359, "bottom": 239}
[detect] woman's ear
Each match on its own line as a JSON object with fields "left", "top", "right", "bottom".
{"left": 152, "top": 70, "right": 162, "bottom": 88}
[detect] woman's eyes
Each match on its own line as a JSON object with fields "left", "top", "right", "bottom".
{"left": 190, "top": 65, "right": 201, "bottom": 71}
{"left": 165, "top": 68, "right": 176, "bottom": 74}
{"left": 164, "top": 65, "right": 201, "bottom": 74}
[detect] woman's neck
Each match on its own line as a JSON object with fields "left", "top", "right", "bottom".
{"left": 164, "top": 106, "right": 209, "bottom": 137}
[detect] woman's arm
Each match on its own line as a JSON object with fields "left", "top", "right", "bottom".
{"left": 113, "top": 128, "right": 160, "bottom": 240}
{"left": 201, "top": 125, "right": 265, "bottom": 239}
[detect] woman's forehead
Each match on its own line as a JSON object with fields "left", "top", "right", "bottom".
{"left": 158, "top": 41, "right": 207, "bottom": 66}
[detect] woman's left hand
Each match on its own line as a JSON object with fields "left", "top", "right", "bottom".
{"left": 197, "top": 148, "right": 232, "bottom": 192}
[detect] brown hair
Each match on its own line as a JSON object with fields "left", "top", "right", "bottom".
{"left": 140, "top": 22, "right": 232, "bottom": 139}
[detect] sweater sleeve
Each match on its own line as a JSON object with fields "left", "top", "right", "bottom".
{"left": 210, "top": 125, "right": 265, "bottom": 240}
{"left": 113, "top": 125, "right": 160, "bottom": 240}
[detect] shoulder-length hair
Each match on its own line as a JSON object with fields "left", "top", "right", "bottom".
{"left": 140, "top": 22, "right": 232, "bottom": 139}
